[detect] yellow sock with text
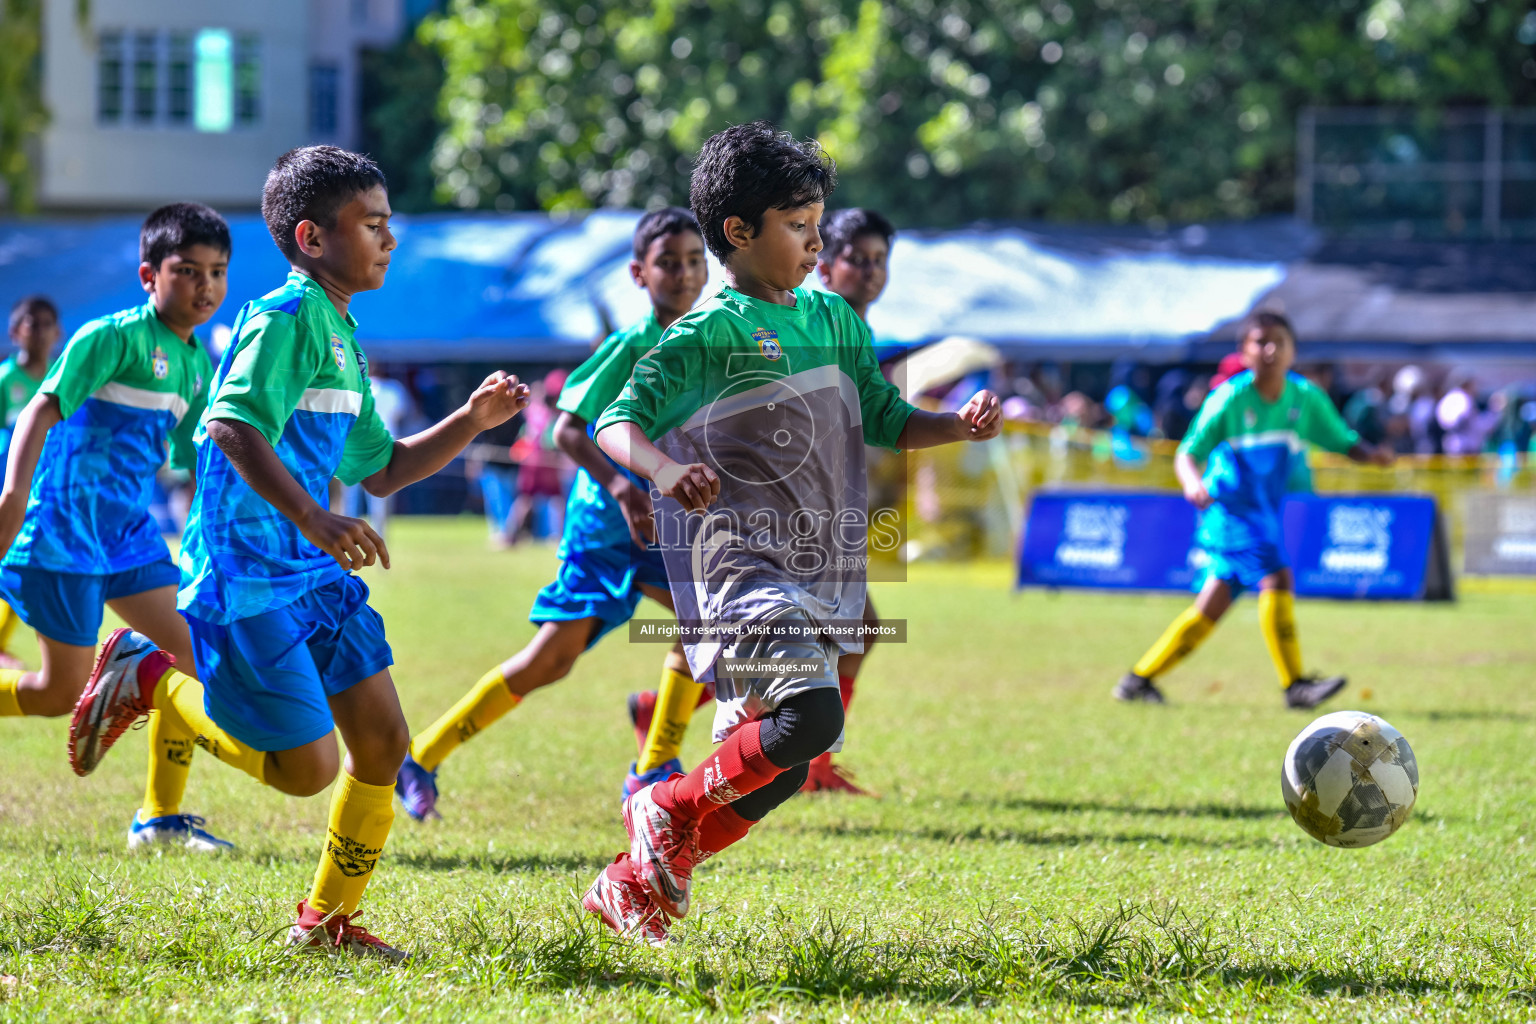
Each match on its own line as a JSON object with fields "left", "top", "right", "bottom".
{"left": 637, "top": 664, "right": 704, "bottom": 774}
{"left": 1259, "top": 589, "right": 1305, "bottom": 687}
{"left": 0, "top": 670, "right": 23, "bottom": 716}
{"left": 307, "top": 772, "right": 395, "bottom": 917}
{"left": 1132, "top": 606, "right": 1215, "bottom": 680}
{"left": 0, "top": 603, "right": 20, "bottom": 653}
{"left": 409, "top": 667, "right": 520, "bottom": 772}
{"left": 139, "top": 710, "right": 195, "bottom": 820}
{"left": 153, "top": 668, "right": 267, "bottom": 783}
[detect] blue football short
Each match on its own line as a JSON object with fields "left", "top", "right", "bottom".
{"left": 1197, "top": 541, "right": 1289, "bottom": 594}
{"left": 529, "top": 543, "right": 670, "bottom": 649}
{"left": 0, "top": 558, "right": 180, "bottom": 647}
{"left": 186, "top": 573, "right": 393, "bottom": 752}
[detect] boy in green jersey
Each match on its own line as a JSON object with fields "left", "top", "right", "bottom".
{"left": 69, "top": 147, "right": 529, "bottom": 959}
{"left": 0, "top": 206, "right": 232, "bottom": 851}
{"left": 396, "top": 207, "right": 710, "bottom": 819}
{"left": 623, "top": 206, "right": 902, "bottom": 799}
{"left": 1116, "top": 311, "right": 1394, "bottom": 708}
{"left": 0, "top": 296, "right": 62, "bottom": 669}
{"left": 581, "top": 122, "right": 1000, "bottom": 944}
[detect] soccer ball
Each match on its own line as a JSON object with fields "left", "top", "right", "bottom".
{"left": 1281, "top": 710, "right": 1418, "bottom": 848}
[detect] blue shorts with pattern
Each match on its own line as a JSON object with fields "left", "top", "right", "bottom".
{"left": 186, "top": 573, "right": 392, "bottom": 752}
{"left": 0, "top": 558, "right": 180, "bottom": 647}
{"left": 529, "top": 543, "right": 669, "bottom": 649}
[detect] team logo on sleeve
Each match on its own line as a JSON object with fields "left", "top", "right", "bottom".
{"left": 331, "top": 335, "right": 347, "bottom": 371}
{"left": 151, "top": 346, "right": 169, "bottom": 380}
{"left": 753, "top": 327, "right": 783, "bottom": 361}
{"left": 355, "top": 350, "right": 369, "bottom": 378}
{"left": 1244, "top": 409, "right": 1257, "bottom": 429}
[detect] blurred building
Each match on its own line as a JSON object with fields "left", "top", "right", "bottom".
{"left": 37, "top": 0, "right": 407, "bottom": 210}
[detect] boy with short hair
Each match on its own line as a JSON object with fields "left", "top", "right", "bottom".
{"left": 582, "top": 122, "right": 1000, "bottom": 944}
{"left": 69, "top": 146, "right": 528, "bottom": 959}
{"left": 623, "top": 206, "right": 901, "bottom": 798}
{"left": 0, "top": 296, "right": 63, "bottom": 669}
{"left": 1115, "top": 311, "right": 1394, "bottom": 708}
{"left": 395, "top": 206, "right": 711, "bottom": 820}
{"left": 0, "top": 208, "right": 232, "bottom": 852}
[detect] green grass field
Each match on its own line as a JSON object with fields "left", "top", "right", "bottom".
{"left": 0, "top": 517, "right": 1533, "bottom": 1022}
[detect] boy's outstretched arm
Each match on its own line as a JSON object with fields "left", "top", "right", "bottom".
{"left": 554, "top": 410, "right": 654, "bottom": 547}
{"left": 362, "top": 371, "right": 529, "bottom": 498}
{"left": 1174, "top": 452, "right": 1212, "bottom": 509}
{"left": 895, "top": 390, "right": 1002, "bottom": 450}
{"left": 206, "top": 418, "right": 389, "bottom": 572}
{"left": 0, "top": 393, "right": 63, "bottom": 555}
{"left": 595, "top": 420, "right": 718, "bottom": 514}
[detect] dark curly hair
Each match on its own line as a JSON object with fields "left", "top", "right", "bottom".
{"left": 1239, "top": 309, "right": 1295, "bottom": 342}
{"left": 140, "top": 202, "right": 231, "bottom": 267}
{"left": 262, "top": 146, "right": 386, "bottom": 261}
{"left": 688, "top": 121, "right": 837, "bottom": 264}
{"left": 632, "top": 206, "right": 703, "bottom": 261}
{"left": 817, "top": 208, "right": 895, "bottom": 264}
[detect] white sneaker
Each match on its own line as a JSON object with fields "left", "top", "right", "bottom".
{"left": 127, "top": 811, "right": 235, "bottom": 853}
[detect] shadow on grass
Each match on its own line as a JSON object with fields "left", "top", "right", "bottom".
{"left": 374, "top": 849, "right": 605, "bottom": 876}
{"left": 791, "top": 820, "right": 1281, "bottom": 850}
{"left": 958, "top": 795, "right": 1280, "bottom": 820}
{"left": 1394, "top": 708, "right": 1534, "bottom": 724}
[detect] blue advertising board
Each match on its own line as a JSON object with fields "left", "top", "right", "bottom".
{"left": 1017, "top": 491, "right": 1446, "bottom": 600}
{"left": 1016, "top": 492, "right": 1201, "bottom": 591}
{"left": 1281, "top": 494, "right": 1439, "bottom": 599}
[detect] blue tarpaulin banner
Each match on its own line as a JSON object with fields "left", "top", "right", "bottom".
{"left": 1017, "top": 491, "right": 1444, "bottom": 600}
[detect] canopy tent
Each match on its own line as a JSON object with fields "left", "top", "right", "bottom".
{"left": 3, "top": 212, "right": 1532, "bottom": 363}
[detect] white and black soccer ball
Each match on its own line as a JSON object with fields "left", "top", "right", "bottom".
{"left": 1281, "top": 710, "right": 1418, "bottom": 848}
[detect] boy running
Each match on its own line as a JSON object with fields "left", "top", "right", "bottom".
{"left": 0, "top": 209, "right": 232, "bottom": 852}
{"left": 0, "top": 296, "right": 62, "bottom": 670}
{"left": 622, "top": 206, "right": 899, "bottom": 797}
{"left": 582, "top": 122, "right": 1000, "bottom": 944}
{"left": 395, "top": 207, "right": 710, "bottom": 819}
{"left": 68, "top": 147, "right": 528, "bottom": 960}
{"left": 1115, "top": 311, "right": 1394, "bottom": 707}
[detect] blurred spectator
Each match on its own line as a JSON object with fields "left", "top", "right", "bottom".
{"left": 1436, "top": 375, "right": 1490, "bottom": 455}
{"left": 1152, "top": 370, "right": 1209, "bottom": 441}
{"left": 507, "top": 369, "right": 571, "bottom": 544}
{"left": 1210, "top": 352, "right": 1247, "bottom": 389}
{"left": 1342, "top": 375, "right": 1388, "bottom": 445}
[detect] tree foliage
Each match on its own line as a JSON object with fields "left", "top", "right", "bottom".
{"left": 0, "top": 0, "right": 49, "bottom": 211}
{"left": 1, "top": 0, "right": 88, "bottom": 212}
{"left": 424, "top": 0, "right": 1536, "bottom": 225}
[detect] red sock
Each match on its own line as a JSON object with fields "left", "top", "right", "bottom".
{"left": 698, "top": 804, "right": 753, "bottom": 858}
{"left": 654, "top": 720, "right": 780, "bottom": 822}
{"left": 838, "top": 673, "right": 855, "bottom": 711}
{"left": 695, "top": 681, "right": 714, "bottom": 709}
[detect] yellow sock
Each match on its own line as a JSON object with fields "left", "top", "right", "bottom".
{"left": 1132, "top": 606, "right": 1216, "bottom": 680}
{"left": 308, "top": 771, "right": 395, "bottom": 917}
{"left": 637, "top": 663, "right": 703, "bottom": 774}
{"left": 0, "top": 670, "right": 22, "bottom": 717}
{"left": 139, "top": 710, "right": 195, "bottom": 820}
{"left": 153, "top": 668, "right": 267, "bottom": 783}
{"left": 0, "top": 603, "right": 19, "bottom": 653}
{"left": 409, "top": 666, "right": 520, "bottom": 772}
{"left": 1259, "top": 589, "right": 1304, "bottom": 687}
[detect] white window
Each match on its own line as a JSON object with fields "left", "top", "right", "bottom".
{"left": 95, "top": 28, "right": 261, "bottom": 131}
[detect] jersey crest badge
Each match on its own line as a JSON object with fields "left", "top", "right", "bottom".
{"left": 1288, "top": 406, "right": 1300, "bottom": 422}
{"left": 151, "top": 346, "right": 169, "bottom": 380}
{"left": 331, "top": 335, "right": 347, "bottom": 371}
{"left": 753, "top": 327, "right": 783, "bottom": 361}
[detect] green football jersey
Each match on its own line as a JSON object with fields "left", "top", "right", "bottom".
{"left": 597, "top": 284, "right": 914, "bottom": 682}
{"left": 0, "top": 355, "right": 49, "bottom": 456}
